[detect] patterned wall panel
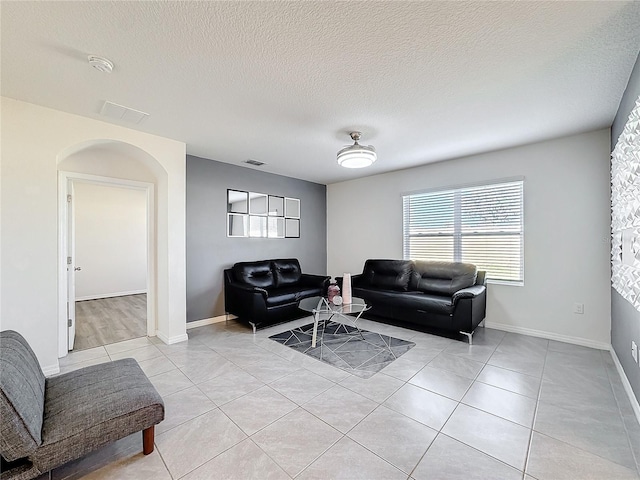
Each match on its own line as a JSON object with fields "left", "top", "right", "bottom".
{"left": 611, "top": 96, "right": 640, "bottom": 312}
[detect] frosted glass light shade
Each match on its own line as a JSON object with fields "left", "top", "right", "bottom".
{"left": 337, "top": 144, "right": 377, "bottom": 168}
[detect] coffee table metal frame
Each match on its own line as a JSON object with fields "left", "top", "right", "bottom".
{"left": 298, "top": 296, "right": 370, "bottom": 348}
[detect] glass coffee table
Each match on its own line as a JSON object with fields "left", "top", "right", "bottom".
{"left": 298, "top": 296, "right": 371, "bottom": 348}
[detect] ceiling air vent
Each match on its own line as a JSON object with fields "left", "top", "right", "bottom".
{"left": 245, "top": 159, "right": 265, "bottom": 166}
{"left": 100, "top": 101, "right": 149, "bottom": 124}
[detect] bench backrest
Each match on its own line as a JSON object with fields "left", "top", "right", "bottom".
{"left": 0, "top": 330, "right": 46, "bottom": 461}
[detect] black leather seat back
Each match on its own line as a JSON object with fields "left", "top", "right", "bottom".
{"left": 272, "top": 258, "right": 302, "bottom": 287}
{"left": 360, "top": 259, "right": 413, "bottom": 291}
{"left": 410, "top": 260, "right": 477, "bottom": 295}
{"left": 232, "top": 260, "right": 275, "bottom": 288}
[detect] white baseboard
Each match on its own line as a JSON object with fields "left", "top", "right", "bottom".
{"left": 610, "top": 348, "right": 640, "bottom": 426}
{"left": 156, "top": 331, "right": 188, "bottom": 345}
{"left": 42, "top": 363, "right": 60, "bottom": 376}
{"left": 186, "top": 314, "right": 236, "bottom": 330}
{"left": 484, "top": 321, "right": 611, "bottom": 351}
{"left": 76, "top": 290, "right": 147, "bottom": 301}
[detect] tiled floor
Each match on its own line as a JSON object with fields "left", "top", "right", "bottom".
{"left": 44, "top": 317, "right": 640, "bottom": 480}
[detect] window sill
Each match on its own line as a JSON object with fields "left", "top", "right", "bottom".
{"left": 487, "top": 279, "right": 524, "bottom": 287}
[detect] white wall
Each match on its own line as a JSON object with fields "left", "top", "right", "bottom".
{"left": 74, "top": 183, "right": 147, "bottom": 300}
{"left": 328, "top": 129, "right": 612, "bottom": 348}
{"left": 0, "top": 97, "right": 187, "bottom": 374}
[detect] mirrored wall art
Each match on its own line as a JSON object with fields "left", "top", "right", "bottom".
{"left": 249, "top": 193, "right": 268, "bottom": 215}
{"left": 285, "top": 197, "right": 300, "bottom": 218}
{"left": 285, "top": 218, "right": 300, "bottom": 238}
{"left": 227, "top": 213, "right": 248, "bottom": 237}
{"left": 268, "top": 217, "right": 285, "bottom": 238}
{"left": 249, "top": 215, "right": 268, "bottom": 237}
{"left": 269, "top": 196, "right": 284, "bottom": 216}
{"left": 228, "top": 189, "right": 299, "bottom": 238}
{"left": 228, "top": 190, "right": 248, "bottom": 213}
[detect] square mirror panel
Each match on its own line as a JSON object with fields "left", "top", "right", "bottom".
{"left": 228, "top": 190, "right": 248, "bottom": 214}
{"left": 249, "top": 193, "right": 268, "bottom": 215}
{"left": 285, "top": 218, "right": 300, "bottom": 238}
{"left": 227, "top": 213, "right": 248, "bottom": 237}
{"left": 285, "top": 197, "right": 300, "bottom": 218}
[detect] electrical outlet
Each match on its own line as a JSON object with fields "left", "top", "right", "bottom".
{"left": 633, "top": 341, "right": 638, "bottom": 364}
{"left": 573, "top": 303, "right": 584, "bottom": 314}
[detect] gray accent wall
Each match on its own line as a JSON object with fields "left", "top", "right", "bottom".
{"left": 186, "top": 156, "right": 327, "bottom": 322}
{"left": 611, "top": 49, "right": 640, "bottom": 402}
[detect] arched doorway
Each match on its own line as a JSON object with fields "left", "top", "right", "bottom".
{"left": 57, "top": 140, "right": 159, "bottom": 356}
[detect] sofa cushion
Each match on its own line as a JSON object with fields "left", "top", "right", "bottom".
{"left": 272, "top": 259, "right": 302, "bottom": 287}
{"left": 34, "top": 359, "right": 164, "bottom": 472}
{"left": 265, "top": 285, "right": 322, "bottom": 307}
{"left": 410, "top": 261, "right": 477, "bottom": 296}
{"left": 360, "top": 260, "right": 412, "bottom": 291}
{"left": 232, "top": 260, "right": 275, "bottom": 288}
{"left": 394, "top": 291, "right": 454, "bottom": 315}
{"left": 0, "top": 330, "right": 46, "bottom": 461}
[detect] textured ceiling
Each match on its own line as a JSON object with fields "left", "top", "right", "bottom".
{"left": 2, "top": 1, "right": 640, "bottom": 185}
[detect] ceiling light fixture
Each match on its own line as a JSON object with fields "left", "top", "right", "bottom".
{"left": 337, "top": 132, "right": 377, "bottom": 168}
{"left": 88, "top": 55, "right": 114, "bottom": 73}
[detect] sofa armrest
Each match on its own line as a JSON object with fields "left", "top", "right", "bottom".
{"left": 452, "top": 285, "right": 486, "bottom": 305}
{"left": 228, "top": 282, "right": 268, "bottom": 299}
{"left": 298, "top": 274, "right": 331, "bottom": 290}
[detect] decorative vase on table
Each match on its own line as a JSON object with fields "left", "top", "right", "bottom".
{"left": 342, "top": 273, "right": 352, "bottom": 304}
{"left": 327, "top": 281, "right": 340, "bottom": 303}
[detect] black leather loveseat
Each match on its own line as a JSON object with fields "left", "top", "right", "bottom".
{"left": 340, "top": 259, "right": 487, "bottom": 343}
{"left": 224, "top": 258, "right": 330, "bottom": 332}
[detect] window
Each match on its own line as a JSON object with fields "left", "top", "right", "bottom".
{"left": 402, "top": 179, "right": 524, "bottom": 284}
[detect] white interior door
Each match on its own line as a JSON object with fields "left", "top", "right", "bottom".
{"left": 67, "top": 181, "right": 76, "bottom": 350}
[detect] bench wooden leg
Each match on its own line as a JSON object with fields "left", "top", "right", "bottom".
{"left": 143, "top": 426, "right": 155, "bottom": 455}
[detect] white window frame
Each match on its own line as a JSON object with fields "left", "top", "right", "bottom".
{"left": 402, "top": 177, "right": 524, "bottom": 285}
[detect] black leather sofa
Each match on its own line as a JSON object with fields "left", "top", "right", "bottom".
{"left": 340, "top": 259, "right": 487, "bottom": 343}
{"left": 224, "top": 258, "right": 330, "bottom": 332}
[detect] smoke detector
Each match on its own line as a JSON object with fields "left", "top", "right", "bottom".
{"left": 88, "top": 55, "right": 114, "bottom": 73}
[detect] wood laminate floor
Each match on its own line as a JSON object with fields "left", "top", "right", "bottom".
{"left": 73, "top": 294, "right": 147, "bottom": 351}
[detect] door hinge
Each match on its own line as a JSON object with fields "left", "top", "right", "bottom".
{"left": 67, "top": 256, "right": 72, "bottom": 265}
{"left": 68, "top": 318, "right": 72, "bottom": 327}
{"left": 67, "top": 194, "right": 72, "bottom": 203}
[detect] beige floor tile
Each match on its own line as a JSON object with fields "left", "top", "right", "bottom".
{"left": 442, "top": 404, "right": 530, "bottom": 470}
{"left": 409, "top": 365, "right": 473, "bottom": 401}
{"left": 339, "top": 372, "right": 404, "bottom": 403}
{"left": 137, "top": 355, "right": 177, "bottom": 378}
{"left": 413, "top": 433, "right": 521, "bottom": 480}
{"left": 104, "top": 336, "right": 154, "bottom": 355}
{"left": 220, "top": 385, "right": 297, "bottom": 435}
{"left": 156, "top": 386, "right": 216, "bottom": 434}
{"left": 181, "top": 439, "right": 289, "bottom": 480}
{"left": 348, "top": 405, "right": 437, "bottom": 474}
{"left": 149, "top": 368, "right": 194, "bottom": 397}
{"left": 462, "top": 381, "right": 536, "bottom": 427}
{"left": 252, "top": 408, "right": 342, "bottom": 477}
{"left": 270, "top": 369, "right": 335, "bottom": 404}
{"left": 81, "top": 450, "right": 171, "bottom": 480}
{"left": 108, "top": 344, "right": 164, "bottom": 363}
{"left": 156, "top": 409, "right": 246, "bottom": 478}
{"left": 303, "top": 384, "right": 377, "bottom": 433}
{"left": 297, "top": 436, "right": 406, "bottom": 480}
{"left": 60, "top": 346, "right": 108, "bottom": 366}
{"left": 527, "top": 432, "right": 639, "bottom": 480}
{"left": 384, "top": 383, "right": 457, "bottom": 430}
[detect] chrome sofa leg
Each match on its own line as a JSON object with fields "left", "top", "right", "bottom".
{"left": 460, "top": 330, "right": 473, "bottom": 345}
{"left": 249, "top": 322, "right": 257, "bottom": 334}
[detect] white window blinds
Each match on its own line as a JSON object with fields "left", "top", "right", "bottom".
{"left": 402, "top": 179, "right": 524, "bottom": 283}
